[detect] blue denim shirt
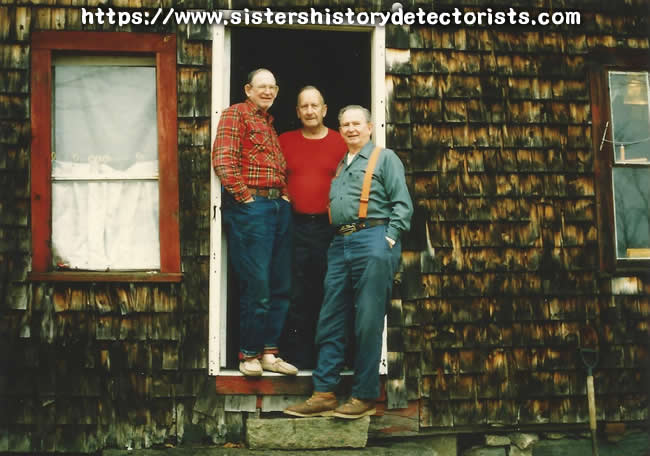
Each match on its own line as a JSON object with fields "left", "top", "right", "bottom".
{"left": 329, "top": 141, "right": 413, "bottom": 241}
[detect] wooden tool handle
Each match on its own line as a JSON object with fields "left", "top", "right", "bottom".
{"left": 587, "top": 374, "right": 597, "bottom": 431}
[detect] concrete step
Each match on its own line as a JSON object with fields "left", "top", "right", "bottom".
{"left": 246, "top": 416, "right": 370, "bottom": 450}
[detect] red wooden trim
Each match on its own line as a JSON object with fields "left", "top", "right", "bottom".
{"left": 31, "top": 48, "right": 52, "bottom": 273}
{"left": 376, "top": 400, "right": 419, "bottom": 416}
{"left": 215, "top": 376, "right": 315, "bottom": 396}
{"left": 157, "top": 47, "right": 181, "bottom": 273}
{"left": 588, "top": 50, "right": 650, "bottom": 273}
{"left": 374, "top": 400, "right": 420, "bottom": 422}
{"left": 589, "top": 65, "right": 615, "bottom": 273}
{"left": 32, "top": 31, "right": 175, "bottom": 54}
{"left": 30, "top": 31, "right": 180, "bottom": 274}
{"left": 27, "top": 272, "right": 183, "bottom": 283}
{"left": 215, "top": 375, "right": 387, "bottom": 398}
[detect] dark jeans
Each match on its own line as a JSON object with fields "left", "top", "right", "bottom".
{"left": 313, "top": 224, "right": 401, "bottom": 399}
{"left": 281, "top": 214, "right": 333, "bottom": 368}
{"left": 221, "top": 193, "right": 292, "bottom": 359}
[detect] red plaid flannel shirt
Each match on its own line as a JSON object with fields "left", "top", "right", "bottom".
{"left": 212, "top": 99, "right": 288, "bottom": 203}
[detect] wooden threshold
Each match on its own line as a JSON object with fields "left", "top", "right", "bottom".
{"left": 215, "top": 371, "right": 386, "bottom": 400}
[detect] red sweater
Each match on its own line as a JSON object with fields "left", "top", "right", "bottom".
{"left": 279, "top": 129, "right": 347, "bottom": 215}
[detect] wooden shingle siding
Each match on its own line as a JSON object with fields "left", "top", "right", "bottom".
{"left": 0, "top": 0, "right": 217, "bottom": 450}
{"left": 1, "top": 0, "right": 649, "bottom": 451}
{"left": 386, "top": 0, "right": 649, "bottom": 429}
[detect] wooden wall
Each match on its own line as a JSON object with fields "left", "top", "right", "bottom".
{"left": 383, "top": 0, "right": 649, "bottom": 428}
{"left": 0, "top": 2, "right": 217, "bottom": 452}
{"left": 0, "top": 0, "right": 648, "bottom": 452}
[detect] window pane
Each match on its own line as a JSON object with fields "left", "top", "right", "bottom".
{"left": 52, "top": 181, "right": 160, "bottom": 270}
{"left": 608, "top": 72, "right": 650, "bottom": 163}
{"left": 613, "top": 167, "right": 650, "bottom": 259}
{"left": 53, "top": 65, "right": 158, "bottom": 176}
{"left": 52, "top": 63, "right": 160, "bottom": 270}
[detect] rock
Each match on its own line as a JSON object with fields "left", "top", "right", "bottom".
{"left": 246, "top": 416, "right": 369, "bottom": 450}
{"left": 463, "top": 447, "right": 506, "bottom": 456}
{"left": 430, "top": 435, "right": 458, "bottom": 456}
{"left": 532, "top": 439, "right": 590, "bottom": 456}
{"left": 510, "top": 445, "right": 533, "bottom": 456}
{"left": 508, "top": 433, "right": 539, "bottom": 450}
{"left": 485, "top": 434, "right": 511, "bottom": 446}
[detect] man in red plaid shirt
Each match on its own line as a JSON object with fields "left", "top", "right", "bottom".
{"left": 213, "top": 68, "right": 298, "bottom": 377}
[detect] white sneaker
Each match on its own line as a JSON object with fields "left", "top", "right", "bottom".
{"left": 239, "top": 358, "right": 263, "bottom": 376}
{"left": 261, "top": 354, "right": 298, "bottom": 375}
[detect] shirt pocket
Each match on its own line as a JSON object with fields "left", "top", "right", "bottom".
{"left": 249, "top": 128, "right": 271, "bottom": 147}
{"left": 247, "top": 128, "right": 271, "bottom": 164}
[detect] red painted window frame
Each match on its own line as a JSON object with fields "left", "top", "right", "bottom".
{"left": 30, "top": 31, "right": 181, "bottom": 282}
{"left": 589, "top": 49, "right": 650, "bottom": 274}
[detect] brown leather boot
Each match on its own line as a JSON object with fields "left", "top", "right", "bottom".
{"left": 283, "top": 392, "right": 338, "bottom": 417}
{"left": 332, "top": 397, "right": 376, "bottom": 419}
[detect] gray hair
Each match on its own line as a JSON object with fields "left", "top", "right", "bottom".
{"left": 246, "top": 68, "right": 274, "bottom": 85}
{"left": 297, "top": 85, "right": 325, "bottom": 105}
{"left": 338, "top": 105, "right": 371, "bottom": 123}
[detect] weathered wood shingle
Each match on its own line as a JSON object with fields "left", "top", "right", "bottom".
{"left": 389, "top": 0, "right": 649, "bottom": 430}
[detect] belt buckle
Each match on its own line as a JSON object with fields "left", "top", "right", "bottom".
{"left": 339, "top": 224, "right": 356, "bottom": 235}
{"left": 267, "top": 188, "right": 280, "bottom": 199}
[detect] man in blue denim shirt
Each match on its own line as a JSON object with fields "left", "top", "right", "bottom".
{"left": 285, "top": 105, "right": 413, "bottom": 419}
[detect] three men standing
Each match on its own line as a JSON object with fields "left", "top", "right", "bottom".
{"left": 212, "top": 68, "right": 298, "bottom": 377}
{"left": 213, "top": 70, "right": 414, "bottom": 418}
{"left": 285, "top": 105, "right": 413, "bottom": 419}
{"left": 279, "top": 86, "right": 347, "bottom": 368}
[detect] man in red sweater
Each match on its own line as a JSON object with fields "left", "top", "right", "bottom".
{"left": 279, "top": 86, "right": 347, "bottom": 368}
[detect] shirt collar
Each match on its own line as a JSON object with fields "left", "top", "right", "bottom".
{"left": 244, "top": 98, "right": 274, "bottom": 124}
{"left": 356, "top": 141, "right": 375, "bottom": 159}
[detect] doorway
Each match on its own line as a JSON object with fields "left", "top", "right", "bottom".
{"left": 226, "top": 27, "right": 370, "bottom": 368}
{"left": 209, "top": 23, "right": 385, "bottom": 374}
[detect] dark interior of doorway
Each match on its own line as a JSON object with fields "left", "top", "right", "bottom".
{"left": 229, "top": 27, "right": 371, "bottom": 134}
{"left": 226, "top": 27, "right": 371, "bottom": 369}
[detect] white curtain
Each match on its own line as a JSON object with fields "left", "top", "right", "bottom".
{"left": 52, "top": 64, "right": 160, "bottom": 270}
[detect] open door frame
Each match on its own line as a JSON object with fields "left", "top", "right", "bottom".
{"left": 209, "top": 21, "right": 386, "bottom": 376}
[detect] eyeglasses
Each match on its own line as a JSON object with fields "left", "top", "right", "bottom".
{"left": 251, "top": 84, "right": 278, "bottom": 92}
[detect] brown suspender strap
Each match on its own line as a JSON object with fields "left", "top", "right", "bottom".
{"left": 358, "top": 146, "right": 382, "bottom": 219}
{"left": 328, "top": 146, "right": 383, "bottom": 223}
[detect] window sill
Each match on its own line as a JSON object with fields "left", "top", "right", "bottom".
{"left": 27, "top": 271, "right": 183, "bottom": 283}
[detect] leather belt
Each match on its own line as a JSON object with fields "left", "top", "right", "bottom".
{"left": 335, "top": 219, "right": 387, "bottom": 236}
{"left": 249, "top": 187, "right": 282, "bottom": 199}
{"left": 293, "top": 212, "right": 329, "bottom": 223}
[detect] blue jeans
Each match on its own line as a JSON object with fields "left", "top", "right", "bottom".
{"left": 280, "top": 214, "right": 333, "bottom": 368}
{"left": 313, "top": 224, "right": 401, "bottom": 399}
{"left": 222, "top": 193, "right": 292, "bottom": 359}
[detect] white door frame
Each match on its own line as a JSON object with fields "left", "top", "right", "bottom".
{"left": 209, "top": 22, "right": 386, "bottom": 375}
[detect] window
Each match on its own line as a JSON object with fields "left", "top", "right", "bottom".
{"left": 30, "top": 32, "right": 180, "bottom": 281}
{"left": 590, "top": 51, "right": 650, "bottom": 272}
